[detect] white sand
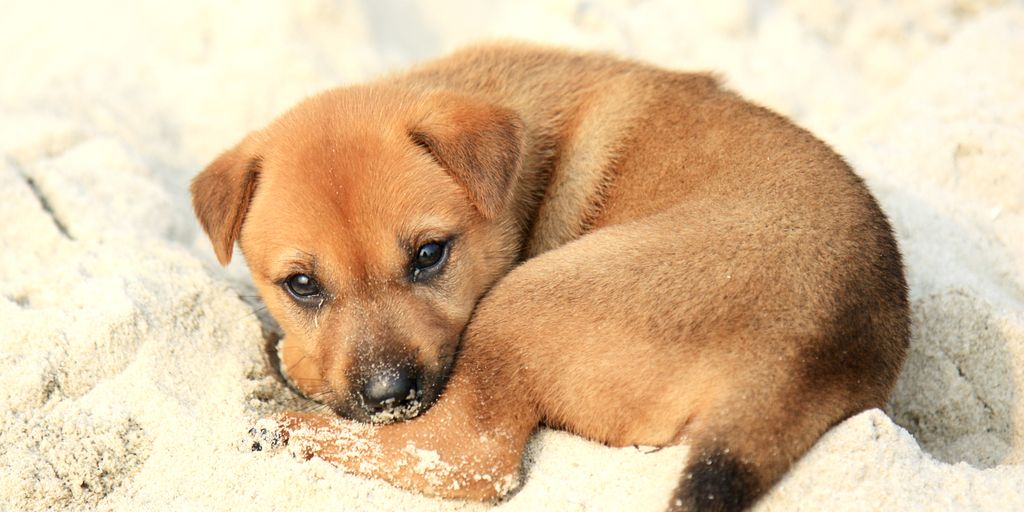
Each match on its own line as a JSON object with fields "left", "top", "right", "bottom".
{"left": 2, "top": 1, "right": 1022, "bottom": 510}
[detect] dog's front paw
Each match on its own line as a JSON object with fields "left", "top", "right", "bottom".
{"left": 245, "top": 413, "right": 335, "bottom": 461}
{"left": 246, "top": 417, "right": 291, "bottom": 453}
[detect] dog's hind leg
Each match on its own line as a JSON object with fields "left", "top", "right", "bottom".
{"left": 445, "top": 200, "right": 907, "bottom": 511}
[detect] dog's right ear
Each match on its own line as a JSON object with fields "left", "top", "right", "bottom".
{"left": 190, "top": 138, "right": 262, "bottom": 266}
{"left": 409, "top": 92, "right": 525, "bottom": 219}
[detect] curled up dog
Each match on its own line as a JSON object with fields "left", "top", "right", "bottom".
{"left": 191, "top": 43, "right": 910, "bottom": 511}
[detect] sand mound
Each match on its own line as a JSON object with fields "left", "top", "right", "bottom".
{"left": 2, "top": 1, "right": 1022, "bottom": 510}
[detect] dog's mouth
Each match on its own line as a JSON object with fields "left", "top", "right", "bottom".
{"left": 358, "top": 388, "right": 425, "bottom": 424}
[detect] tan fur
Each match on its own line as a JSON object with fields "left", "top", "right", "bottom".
{"left": 192, "top": 43, "right": 909, "bottom": 511}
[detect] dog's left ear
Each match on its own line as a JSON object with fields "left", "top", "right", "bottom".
{"left": 190, "top": 136, "right": 262, "bottom": 266}
{"left": 409, "top": 92, "right": 525, "bottom": 219}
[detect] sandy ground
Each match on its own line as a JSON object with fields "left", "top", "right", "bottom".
{"left": 1, "top": 1, "right": 1023, "bottom": 510}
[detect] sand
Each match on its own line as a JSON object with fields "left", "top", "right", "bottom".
{"left": 1, "top": 0, "right": 1022, "bottom": 510}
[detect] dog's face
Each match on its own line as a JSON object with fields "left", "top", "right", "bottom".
{"left": 192, "top": 87, "right": 524, "bottom": 423}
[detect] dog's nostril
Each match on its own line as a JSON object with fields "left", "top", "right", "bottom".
{"left": 362, "top": 368, "right": 418, "bottom": 410}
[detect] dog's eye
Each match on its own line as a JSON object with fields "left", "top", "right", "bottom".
{"left": 411, "top": 240, "right": 449, "bottom": 282}
{"left": 415, "top": 242, "right": 445, "bottom": 268}
{"left": 284, "top": 273, "right": 321, "bottom": 300}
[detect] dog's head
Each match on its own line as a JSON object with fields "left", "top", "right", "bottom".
{"left": 191, "top": 87, "right": 525, "bottom": 423}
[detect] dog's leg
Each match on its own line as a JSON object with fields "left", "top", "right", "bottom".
{"left": 261, "top": 344, "right": 540, "bottom": 501}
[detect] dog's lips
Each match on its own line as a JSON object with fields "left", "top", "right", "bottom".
{"left": 363, "top": 390, "right": 425, "bottom": 425}
{"left": 331, "top": 387, "right": 427, "bottom": 425}
{"left": 417, "top": 343, "right": 459, "bottom": 408}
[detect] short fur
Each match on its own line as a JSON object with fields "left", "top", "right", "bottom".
{"left": 192, "top": 43, "right": 910, "bottom": 511}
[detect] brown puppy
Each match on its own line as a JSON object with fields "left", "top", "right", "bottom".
{"left": 192, "top": 43, "right": 909, "bottom": 511}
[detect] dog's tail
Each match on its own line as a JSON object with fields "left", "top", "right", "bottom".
{"left": 669, "top": 378, "right": 868, "bottom": 512}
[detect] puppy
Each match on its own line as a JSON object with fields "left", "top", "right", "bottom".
{"left": 192, "top": 43, "right": 909, "bottom": 511}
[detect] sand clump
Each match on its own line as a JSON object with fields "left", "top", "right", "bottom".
{"left": 1, "top": 1, "right": 1023, "bottom": 510}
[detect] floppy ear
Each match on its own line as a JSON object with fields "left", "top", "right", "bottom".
{"left": 409, "top": 92, "right": 525, "bottom": 218}
{"left": 190, "top": 139, "right": 262, "bottom": 266}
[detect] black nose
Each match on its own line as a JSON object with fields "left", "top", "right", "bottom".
{"left": 361, "top": 367, "right": 418, "bottom": 411}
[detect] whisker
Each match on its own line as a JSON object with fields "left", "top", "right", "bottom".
{"left": 289, "top": 377, "right": 326, "bottom": 384}
{"left": 299, "top": 401, "right": 331, "bottom": 414}
{"left": 283, "top": 354, "right": 313, "bottom": 375}
{"left": 228, "top": 306, "right": 265, "bottom": 323}
{"left": 294, "top": 391, "right": 335, "bottom": 414}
